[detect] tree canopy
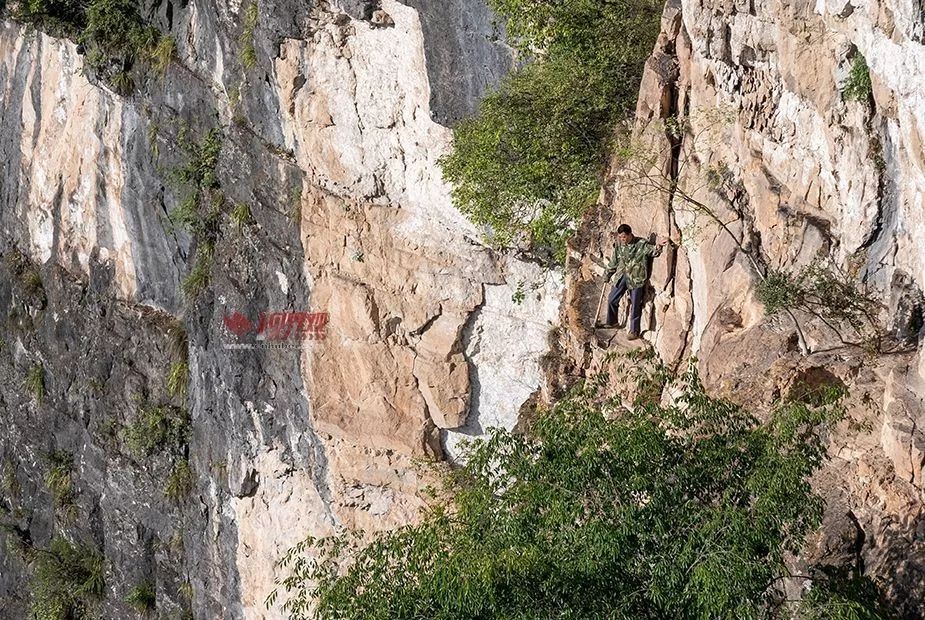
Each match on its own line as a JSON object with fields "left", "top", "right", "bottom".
{"left": 271, "top": 360, "right": 891, "bottom": 619}
{"left": 440, "top": 0, "right": 663, "bottom": 261}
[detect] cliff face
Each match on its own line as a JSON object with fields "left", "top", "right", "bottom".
{"left": 2, "top": 0, "right": 924, "bottom": 617}
{"left": 563, "top": 0, "right": 924, "bottom": 611}
{"left": 0, "top": 1, "right": 561, "bottom": 617}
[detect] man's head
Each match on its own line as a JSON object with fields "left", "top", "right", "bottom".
{"left": 616, "top": 224, "right": 634, "bottom": 245}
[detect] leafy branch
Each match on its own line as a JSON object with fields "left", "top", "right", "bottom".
{"left": 267, "top": 359, "right": 889, "bottom": 619}
{"left": 616, "top": 112, "right": 887, "bottom": 354}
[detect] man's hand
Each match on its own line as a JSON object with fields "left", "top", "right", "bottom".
{"left": 656, "top": 235, "right": 669, "bottom": 247}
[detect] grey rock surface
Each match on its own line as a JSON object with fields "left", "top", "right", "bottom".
{"left": 401, "top": 0, "right": 512, "bottom": 125}
{"left": 0, "top": 1, "right": 527, "bottom": 618}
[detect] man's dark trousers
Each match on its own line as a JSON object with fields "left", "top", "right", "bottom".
{"left": 606, "top": 275, "right": 645, "bottom": 333}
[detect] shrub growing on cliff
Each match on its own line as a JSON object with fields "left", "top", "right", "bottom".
{"left": 8, "top": 0, "right": 85, "bottom": 37}
{"left": 44, "top": 450, "right": 78, "bottom": 523}
{"left": 758, "top": 261, "right": 882, "bottom": 348}
{"left": 25, "top": 363, "right": 45, "bottom": 403}
{"left": 10, "top": 0, "right": 163, "bottom": 86}
{"left": 239, "top": 2, "right": 259, "bottom": 70}
{"left": 171, "top": 128, "right": 223, "bottom": 194}
{"left": 123, "top": 403, "right": 190, "bottom": 459}
{"left": 167, "top": 360, "right": 190, "bottom": 398}
{"left": 81, "top": 0, "right": 157, "bottom": 69}
{"left": 756, "top": 269, "right": 799, "bottom": 315}
{"left": 125, "top": 580, "right": 156, "bottom": 613}
{"left": 270, "top": 364, "right": 890, "bottom": 619}
{"left": 30, "top": 536, "right": 105, "bottom": 620}
{"left": 165, "top": 458, "right": 193, "bottom": 502}
{"left": 440, "top": 0, "right": 662, "bottom": 260}
{"left": 168, "top": 128, "right": 224, "bottom": 302}
{"left": 842, "top": 53, "right": 872, "bottom": 102}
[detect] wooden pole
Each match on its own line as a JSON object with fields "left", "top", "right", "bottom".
{"left": 593, "top": 280, "right": 608, "bottom": 327}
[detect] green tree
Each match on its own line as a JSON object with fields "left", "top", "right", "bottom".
{"left": 440, "top": 0, "right": 662, "bottom": 260}
{"left": 271, "top": 362, "right": 890, "bottom": 619}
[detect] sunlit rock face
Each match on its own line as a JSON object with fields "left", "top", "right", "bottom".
{"left": 0, "top": 1, "right": 562, "bottom": 617}
{"left": 562, "top": 0, "right": 924, "bottom": 612}
{"left": 3, "top": 0, "right": 923, "bottom": 616}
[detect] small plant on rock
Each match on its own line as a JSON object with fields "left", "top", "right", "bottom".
{"left": 123, "top": 403, "right": 190, "bottom": 460}
{"left": 511, "top": 280, "right": 526, "bottom": 305}
{"left": 230, "top": 203, "right": 253, "bottom": 232}
{"left": 167, "top": 360, "right": 190, "bottom": 399}
{"left": 842, "top": 53, "right": 872, "bottom": 102}
{"left": 165, "top": 459, "right": 193, "bottom": 502}
{"left": 44, "top": 450, "right": 78, "bottom": 523}
{"left": 239, "top": 2, "right": 259, "bottom": 70}
{"left": 148, "top": 34, "right": 175, "bottom": 78}
{"left": 26, "top": 364, "right": 46, "bottom": 403}
{"left": 182, "top": 242, "right": 215, "bottom": 302}
{"left": 30, "top": 535, "right": 105, "bottom": 619}
{"left": 125, "top": 580, "right": 156, "bottom": 613}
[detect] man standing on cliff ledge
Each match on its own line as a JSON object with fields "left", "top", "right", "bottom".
{"left": 597, "top": 223, "right": 668, "bottom": 340}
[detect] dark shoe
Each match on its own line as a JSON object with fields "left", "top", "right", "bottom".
{"left": 627, "top": 331, "right": 640, "bottom": 340}
{"left": 595, "top": 322, "right": 617, "bottom": 329}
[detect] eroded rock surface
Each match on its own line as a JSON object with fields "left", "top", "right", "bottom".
{"left": 563, "top": 0, "right": 925, "bottom": 612}
{"left": 0, "top": 1, "right": 561, "bottom": 618}
{"left": 2, "top": 0, "right": 923, "bottom": 616}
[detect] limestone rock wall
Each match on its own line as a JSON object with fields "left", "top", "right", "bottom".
{"left": 563, "top": 0, "right": 924, "bottom": 612}
{"left": 0, "top": 1, "right": 562, "bottom": 618}
{"left": 4, "top": 0, "right": 923, "bottom": 615}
